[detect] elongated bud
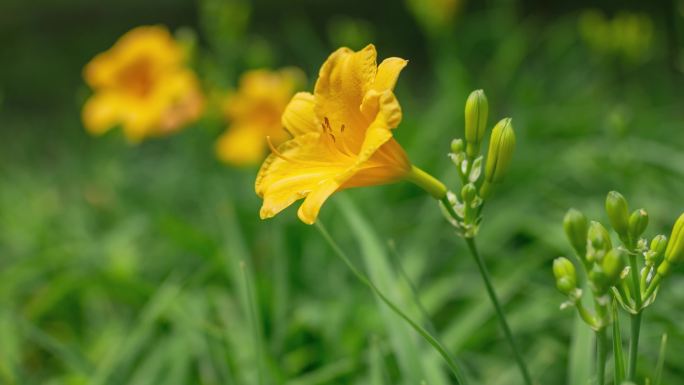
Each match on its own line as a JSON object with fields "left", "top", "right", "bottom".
{"left": 464, "top": 90, "right": 488, "bottom": 157}
{"left": 564, "top": 208, "right": 588, "bottom": 257}
{"left": 645, "top": 234, "right": 667, "bottom": 266}
{"left": 587, "top": 221, "right": 612, "bottom": 264}
{"left": 451, "top": 138, "right": 464, "bottom": 154}
{"left": 651, "top": 235, "right": 668, "bottom": 255}
{"left": 605, "top": 191, "right": 630, "bottom": 241}
{"left": 553, "top": 257, "right": 577, "bottom": 295}
{"left": 664, "top": 212, "right": 684, "bottom": 264}
{"left": 483, "top": 118, "right": 515, "bottom": 184}
{"left": 601, "top": 248, "right": 625, "bottom": 285}
{"left": 628, "top": 208, "right": 648, "bottom": 241}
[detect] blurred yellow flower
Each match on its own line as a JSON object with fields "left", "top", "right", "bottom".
{"left": 215, "top": 68, "right": 304, "bottom": 165}
{"left": 579, "top": 10, "right": 653, "bottom": 64}
{"left": 407, "top": 0, "right": 462, "bottom": 35}
{"left": 82, "top": 25, "right": 204, "bottom": 142}
{"left": 256, "top": 44, "right": 414, "bottom": 224}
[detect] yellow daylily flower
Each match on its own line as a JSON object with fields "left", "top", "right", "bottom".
{"left": 215, "top": 68, "right": 304, "bottom": 166}
{"left": 82, "top": 25, "right": 204, "bottom": 142}
{"left": 256, "top": 44, "right": 445, "bottom": 225}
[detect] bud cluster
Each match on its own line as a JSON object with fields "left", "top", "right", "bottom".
{"left": 443, "top": 90, "right": 516, "bottom": 238}
{"left": 554, "top": 208, "right": 625, "bottom": 330}
{"left": 554, "top": 191, "right": 684, "bottom": 328}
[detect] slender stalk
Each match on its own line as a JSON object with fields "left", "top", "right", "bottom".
{"left": 594, "top": 301, "right": 608, "bottom": 385}
{"left": 464, "top": 237, "right": 533, "bottom": 385}
{"left": 627, "top": 254, "right": 643, "bottom": 381}
{"left": 596, "top": 329, "right": 608, "bottom": 385}
{"left": 440, "top": 196, "right": 460, "bottom": 221}
{"left": 627, "top": 311, "right": 642, "bottom": 381}
{"left": 643, "top": 273, "right": 662, "bottom": 299}
{"left": 575, "top": 301, "right": 597, "bottom": 328}
{"left": 612, "top": 299, "right": 626, "bottom": 385}
{"left": 315, "top": 221, "right": 468, "bottom": 384}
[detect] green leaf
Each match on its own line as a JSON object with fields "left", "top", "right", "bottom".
{"left": 653, "top": 333, "right": 667, "bottom": 385}
{"left": 568, "top": 310, "right": 592, "bottom": 385}
{"left": 612, "top": 299, "right": 626, "bottom": 385}
{"left": 312, "top": 195, "right": 467, "bottom": 384}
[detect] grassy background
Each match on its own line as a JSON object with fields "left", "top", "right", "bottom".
{"left": 1, "top": 0, "right": 684, "bottom": 384}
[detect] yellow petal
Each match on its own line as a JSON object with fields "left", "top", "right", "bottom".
{"left": 82, "top": 92, "right": 123, "bottom": 135}
{"left": 281, "top": 92, "right": 319, "bottom": 136}
{"left": 84, "top": 26, "right": 182, "bottom": 90}
{"left": 121, "top": 109, "right": 157, "bottom": 143}
{"left": 360, "top": 89, "right": 402, "bottom": 131}
{"left": 314, "top": 44, "right": 377, "bottom": 137}
{"left": 373, "top": 57, "right": 408, "bottom": 92}
{"left": 344, "top": 139, "right": 411, "bottom": 188}
{"left": 256, "top": 133, "right": 349, "bottom": 219}
{"left": 216, "top": 124, "right": 268, "bottom": 166}
{"left": 115, "top": 26, "right": 183, "bottom": 72}
{"left": 297, "top": 179, "right": 340, "bottom": 224}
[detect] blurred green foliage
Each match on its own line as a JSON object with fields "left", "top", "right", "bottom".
{"left": 1, "top": 0, "right": 684, "bottom": 384}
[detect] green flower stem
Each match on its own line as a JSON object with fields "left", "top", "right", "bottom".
{"left": 464, "top": 237, "right": 533, "bottom": 385}
{"left": 407, "top": 165, "right": 448, "bottom": 200}
{"left": 575, "top": 301, "right": 597, "bottom": 328}
{"left": 596, "top": 328, "right": 608, "bottom": 385}
{"left": 627, "top": 253, "right": 643, "bottom": 381}
{"left": 640, "top": 267, "right": 649, "bottom": 294}
{"left": 643, "top": 273, "right": 662, "bottom": 299}
{"left": 594, "top": 302, "right": 608, "bottom": 385}
{"left": 315, "top": 221, "right": 468, "bottom": 384}
{"left": 628, "top": 311, "right": 642, "bottom": 381}
{"left": 612, "top": 300, "right": 626, "bottom": 385}
{"left": 440, "top": 196, "right": 460, "bottom": 221}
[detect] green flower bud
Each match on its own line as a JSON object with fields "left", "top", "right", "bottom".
{"left": 553, "top": 257, "right": 577, "bottom": 295}
{"left": 461, "top": 183, "right": 477, "bottom": 204}
{"left": 563, "top": 208, "right": 588, "bottom": 257}
{"left": 605, "top": 191, "right": 630, "bottom": 241}
{"left": 646, "top": 234, "right": 668, "bottom": 266}
{"left": 589, "top": 221, "right": 612, "bottom": 252}
{"left": 483, "top": 118, "right": 515, "bottom": 184}
{"left": 450, "top": 138, "right": 464, "bottom": 154}
{"left": 628, "top": 208, "right": 648, "bottom": 241}
{"left": 587, "top": 221, "right": 612, "bottom": 264}
{"left": 651, "top": 234, "right": 668, "bottom": 255}
{"left": 464, "top": 89, "right": 488, "bottom": 157}
{"left": 588, "top": 266, "right": 608, "bottom": 293}
{"left": 601, "top": 248, "right": 625, "bottom": 285}
{"left": 664, "top": 212, "right": 684, "bottom": 264}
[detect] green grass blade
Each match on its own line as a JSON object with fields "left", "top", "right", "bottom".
{"left": 387, "top": 240, "right": 439, "bottom": 337}
{"left": 568, "top": 311, "right": 592, "bottom": 385}
{"left": 315, "top": 219, "right": 467, "bottom": 385}
{"left": 241, "top": 261, "right": 265, "bottom": 385}
{"left": 369, "top": 335, "right": 390, "bottom": 385}
{"left": 653, "top": 333, "right": 667, "bottom": 385}
{"left": 612, "top": 299, "right": 626, "bottom": 385}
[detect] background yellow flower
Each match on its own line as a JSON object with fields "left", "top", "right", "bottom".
{"left": 82, "top": 25, "right": 204, "bottom": 142}
{"left": 215, "top": 68, "right": 304, "bottom": 166}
